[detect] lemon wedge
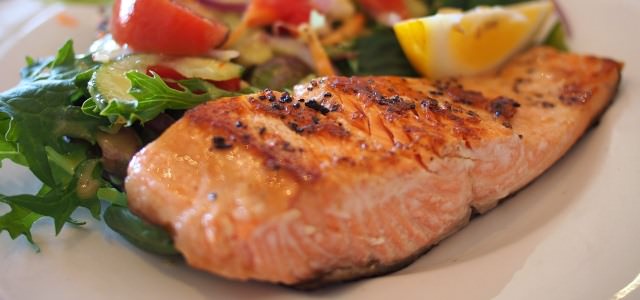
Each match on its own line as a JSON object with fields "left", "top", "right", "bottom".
{"left": 394, "top": 1, "right": 555, "bottom": 78}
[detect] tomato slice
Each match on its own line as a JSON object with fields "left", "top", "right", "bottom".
{"left": 244, "top": 0, "right": 313, "bottom": 26}
{"left": 211, "top": 78, "right": 241, "bottom": 91}
{"left": 356, "top": 0, "right": 411, "bottom": 24}
{"left": 111, "top": 0, "right": 229, "bottom": 55}
{"left": 146, "top": 65, "right": 241, "bottom": 92}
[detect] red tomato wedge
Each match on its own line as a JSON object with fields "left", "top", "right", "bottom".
{"left": 111, "top": 0, "right": 229, "bottom": 55}
{"left": 356, "top": 0, "right": 410, "bottom": 23}
{"left": 244, "top": 0, "right": 313, "bottom": 26}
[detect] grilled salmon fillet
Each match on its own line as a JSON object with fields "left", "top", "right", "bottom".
{"left": 125, "top": 47, "right": 622, "bottom": 287}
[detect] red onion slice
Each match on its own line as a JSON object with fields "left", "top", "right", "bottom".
{"left": 551, "top": 0, "right": 572, "bottom": 37}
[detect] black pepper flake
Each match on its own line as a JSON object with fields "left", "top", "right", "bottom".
{"left": 208, "top": 192, "right": 218, "bottom": 201}
{"left": 280, "top": 92, "right": 293, "bottom": 103}
{"left": 305, "top": 100, "right": 330, "bottom": 114}
{"left": 323, "top": 92, "right": 332, "bottom": 98}
{"left": 263, "top": 89, "right": 276, "bottom": 102}
{"left": 258, "top": 127, "right": 267, "bottom": 135}
{"left": 330, "top": 104, "right": 341, "bottom": 112}
{"left": 288, "top": 122, "right": 304, "bottom": 134}
{"left": 299, "top": 98, "right": 305, "bottom": 103}
{"left": 212, "top": 136, "right": 232, "bottom": 150}
{"left": 258, "top": 95, "right": 267, "bottom": 101}
{"left": 235, "top": 120, "right": 245, "bottom": 128}
{"left": 518, "top": 134, "right": 524, "bottom": 139}
{"left": 271, "top": 103, "right": 284, "bottom": 110}
{"left": 502, "top": 121, "right": 512, "bottom": 129}
{"left": 292, "top": 102, "right": 301, "bottom": 109}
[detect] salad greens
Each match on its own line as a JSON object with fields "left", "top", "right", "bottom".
{"left": 0, "top": 41, "right": 105, "bottom": 242}
{"left": 0, "top": 41, "right": 182, "bottom": 253}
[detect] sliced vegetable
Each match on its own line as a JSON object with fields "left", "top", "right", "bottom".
{"left": 250, "top": 56, "right": 312, "bottom": 90}
{"left": 87, "top": 54, "right": 243, "bottom": 125}
{"left": 86, "top": 71, "right": 245, "bottom": 126}
{"left": 111, "top": 0, "right": 229, "bottom": 55}
{"left": 357, "top": 0, "right": 427, "bottom": 25}
{"left": 104, "top": 204, "right": 179, "bottom": 256}
{"left": 299, "top": 25, "right": 336, "bottom": 76}
{"left": 243, "top": 0, "right": 313, "bottom": 26}
{"left": 357, "top": 0, "right": 410, "bottom": 24}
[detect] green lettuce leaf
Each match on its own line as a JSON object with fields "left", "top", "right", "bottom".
{"left": 346, "top": 27, "right": 419, "bottom": 77}
{"left": 0, "top": 40, "right": 107, "bottom": 244}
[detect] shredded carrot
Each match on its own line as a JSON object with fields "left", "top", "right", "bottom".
{"left": 299, "top": 25, "right": 335, "bottom": 77}
{"left": 321, "top": 14, "right": 366, "bottom": 46}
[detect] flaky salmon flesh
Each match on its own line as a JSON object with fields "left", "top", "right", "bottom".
{"left": 125, "top": 47, "right": 622, "bottom": 287}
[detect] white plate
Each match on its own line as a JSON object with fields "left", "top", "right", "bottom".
{"left": 1, "top": 1, "right": 639, "bottom": 299}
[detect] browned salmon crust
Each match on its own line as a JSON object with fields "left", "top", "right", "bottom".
{"left": 125, "top": 47, "right": 622, "bottom": 287}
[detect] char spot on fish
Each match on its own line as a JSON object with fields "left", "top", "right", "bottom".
{"left": 305, "top": 100, "right": 330, "bottom": 114}
{"left": 447, "top": 87, "right": 487, "bottom": 106}
{"left": 559, "top": 83, "right": 592, "bottom": 105}
{"left": 376, "top": 95, "right": 416, "bottom": 114}
{"left": 280, "top": 92, "right": 293, "bottom": 103}
{"left": 541, "top": 101, "right": 555, "bottom": 108}
{"left": 211, "top": 136, "right": 233, "bottom": 150}
{"left": 288, "top": 122, "right": 305, "bottom": 134}
{"left": 271, "top": 103, "right": 285, "bottom": 110}
{"left": 488, "top": 97, "right": 520, "bottom": 119}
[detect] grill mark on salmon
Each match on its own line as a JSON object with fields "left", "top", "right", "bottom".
{"left": 125, "top": 47, "right": 623, "bottom": 287}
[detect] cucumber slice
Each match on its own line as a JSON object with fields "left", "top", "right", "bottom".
{"left": 88, "top": 54, "right": 244, "bottom": 108}
{"left": 89, "top": 54, "right": 159, "bottom": 108}
{"left": 163, "top": 57, "right": 244, "bottom": 81}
